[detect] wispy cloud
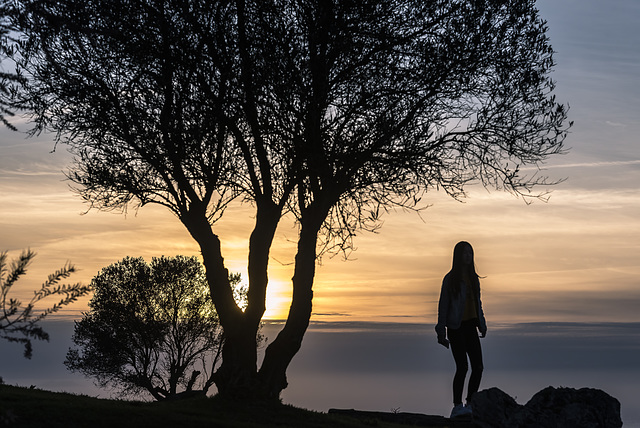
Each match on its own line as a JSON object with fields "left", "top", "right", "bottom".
{"left": 541, "top": 159, "right": 640, "bottom": 169}
{"left": 312, "top": 312, "right": 352, "bottom": 317}
{"left": 0, "top": 168, "right": 62, "bottom": 177}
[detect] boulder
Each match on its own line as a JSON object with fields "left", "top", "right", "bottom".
{"left": 470, "top": 386, "right": 622, "bottom": 428}
{"left": 513, "top": 386, "right": 623, "bottom": 428}
{"left": 468, "top": 387, "right": 521, "bottom": 428}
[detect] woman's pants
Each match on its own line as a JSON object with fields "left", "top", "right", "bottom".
{"left": 447, "top": 319, "right": 484, "bottom": 405}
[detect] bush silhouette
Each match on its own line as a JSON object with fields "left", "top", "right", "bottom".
{"left": 65, "top": 255, "right": 254, "bottom": 400}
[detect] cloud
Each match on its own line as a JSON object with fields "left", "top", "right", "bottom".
{"left": 312, "top": 312, "right": 352, "bottom": 318}
{"left": 540, "top": 159, "right": 640, "bottom": 169}
{"left": 0, "top": 168, "right": 62, "bottom": 177}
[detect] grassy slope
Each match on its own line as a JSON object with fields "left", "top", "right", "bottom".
{"left": 0, "top": 384, "right": 412, "bottom": 428}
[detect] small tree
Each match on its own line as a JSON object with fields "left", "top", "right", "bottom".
{"left": 0, "top": 249, "right": 92, "bottom": 358}
{"left": 65, "top": 255, "right": 250, "bottom": 401}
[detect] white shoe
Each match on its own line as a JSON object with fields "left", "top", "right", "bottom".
{"left": 450, "top": 403, "right": 472, "bottom": 418}
{"left": 465, "top": 403, "right": 473, "bottom": 416}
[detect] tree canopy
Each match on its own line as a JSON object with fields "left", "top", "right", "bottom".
{"left": 12, "top": 0, "right": 570, "bottom": 399}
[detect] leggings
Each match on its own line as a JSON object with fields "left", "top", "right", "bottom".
{"left": 448, "top": 319, "right": 484, "bottom": 405}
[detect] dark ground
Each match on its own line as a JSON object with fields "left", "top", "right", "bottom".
{"left": 0, "top": 384, "right": 474, "bottom": 428}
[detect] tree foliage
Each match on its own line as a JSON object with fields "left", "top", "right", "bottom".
{"left": 12, "top": 0, "right": 571, "bottom": 398}
{"left": 0, "top": 249, "right": 92, "bottom": 358}
{"left": 0, "top": 0, "right": 25, "bottom": 129}
{"left": 65, "top": 256, "right": 249, "bottom": 401}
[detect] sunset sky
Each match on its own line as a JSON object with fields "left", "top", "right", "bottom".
{"left": 1, "top": 0, "right": 639, "bottom": 327}
{"left": 1, "top": 0, "right": 640, "bottom": 425}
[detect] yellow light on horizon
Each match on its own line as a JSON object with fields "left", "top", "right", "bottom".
{"left": 263, "top": 278, "right": 292, "bottom": 320}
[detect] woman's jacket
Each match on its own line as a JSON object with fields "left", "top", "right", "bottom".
{"left": 435, "top": 271, "right": 487, "bottom": 339}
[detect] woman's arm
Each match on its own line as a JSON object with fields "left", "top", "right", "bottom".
{"left": 476, "top": 279, "right": 487, "bottom": 337}
{"left": 435, "top": 275, "right": 450, "bottom": 345}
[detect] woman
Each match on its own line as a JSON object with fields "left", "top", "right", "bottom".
{"left": 435, "top": 241, "right": 487, "bottom": 419}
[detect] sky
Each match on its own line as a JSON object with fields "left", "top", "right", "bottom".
{"left": 1, "top": 0, "right": 639, "bottom": 324}
{"left": 1, "top": 0, "right": 639, "bottom": 423}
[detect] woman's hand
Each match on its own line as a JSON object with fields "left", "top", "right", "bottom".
{"left": 438, "top": 335, "right": 450, "bottom": 349}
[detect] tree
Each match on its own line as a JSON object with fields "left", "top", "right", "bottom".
{"left": 0, "top": 0, "right": 25, "bottom": 129}
{"left": 12, "top": 0, "right": 571, "bottom": 399}
{"left": 65, "top": 255, "right": 249, "bottom": 401}
{"left": 0, "top": 249, "right": 92, "bottom": 358}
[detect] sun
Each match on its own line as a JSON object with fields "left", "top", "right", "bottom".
{"left": 263, "top": 278, "right": 292, "bottom": 321}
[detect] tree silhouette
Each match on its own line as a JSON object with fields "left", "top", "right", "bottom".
{"left": 0, "top": 1, "right": 25, "bottom": 129}
{"left": 13, "top": 0, "right": 570, "bottom": 399}
{"left": 0, "top": 249, "right": 92, "bottom": 358}
{"left": 65, "top": 256, "right": 251, "bottom": 401}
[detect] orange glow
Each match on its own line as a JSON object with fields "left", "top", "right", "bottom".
{"left": 263, "top": 278, "right": 293, "bottom": 320}
{"left": 2, "top": 130, "right": 640, "bottom": 325}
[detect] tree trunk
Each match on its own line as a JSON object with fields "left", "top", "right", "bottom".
{"left": 183, "top": 198, "right": 322, "bottom": 400}
{"left": 183, "top": 200, "right": 282, "bottom": 399}
{"left": 257, "top": 209, "right": 323, "bottom": 398}
{"left": 217, "top": 201, "right": 281, "bottom": 398}
{"left": 181, "top": 204, "right": 248, "bottom": 396}
{"left": 212, "top": 318, "right": 260, "bottom": 398}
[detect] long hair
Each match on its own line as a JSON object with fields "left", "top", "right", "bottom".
{"left": 449, "top": 241, "right": 480, "bottom": 297}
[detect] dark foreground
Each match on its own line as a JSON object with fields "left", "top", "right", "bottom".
{"left": 0, "top": 384, "right": 464, "bottom": 428}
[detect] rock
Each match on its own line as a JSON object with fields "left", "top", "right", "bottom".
{"left": 469, "top": 387, "right": 521, "bottom": 428}
{"left": 513, "top": 386, "right": 623, "bottom": 428}
{"left": 469, "top": 386, "right": 622, "bottom": 428}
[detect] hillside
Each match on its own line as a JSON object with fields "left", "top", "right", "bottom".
{"left": 0, "top": 384, "right": 448, "bottom": 428}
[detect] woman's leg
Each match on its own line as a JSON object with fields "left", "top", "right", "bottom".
{"left": 463, "top": 322, "right": 484, "bottom": 402}
{"left": 448, "top": 327, "right": 468, "bottom": 405}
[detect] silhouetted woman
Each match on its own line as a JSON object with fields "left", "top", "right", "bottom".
{"left": 435, "top": 241, "right": 487, "bottom": 419}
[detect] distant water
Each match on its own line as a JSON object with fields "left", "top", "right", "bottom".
{"left": 278, "top": 321, "right": 640, "bottom": 427}
{"left": 1, "top": 320, "right": 638, "bottom": 426}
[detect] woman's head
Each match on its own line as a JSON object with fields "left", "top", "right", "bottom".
{"left": 452, "top": 241, "right": 474, "bottom": 269}
{"left": 450, "top": 241, "right": 478, "bottom": 295}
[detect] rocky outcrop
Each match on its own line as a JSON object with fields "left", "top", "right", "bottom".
{"left": 468, "top": 387, "right": 521, "bottom": 427}
{"left": 470, "top": 386, "right": 622, "bottom": 428}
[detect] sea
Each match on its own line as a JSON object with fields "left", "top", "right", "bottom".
{"left": 1, "top": 320, "right": 638, "bottom": 426}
